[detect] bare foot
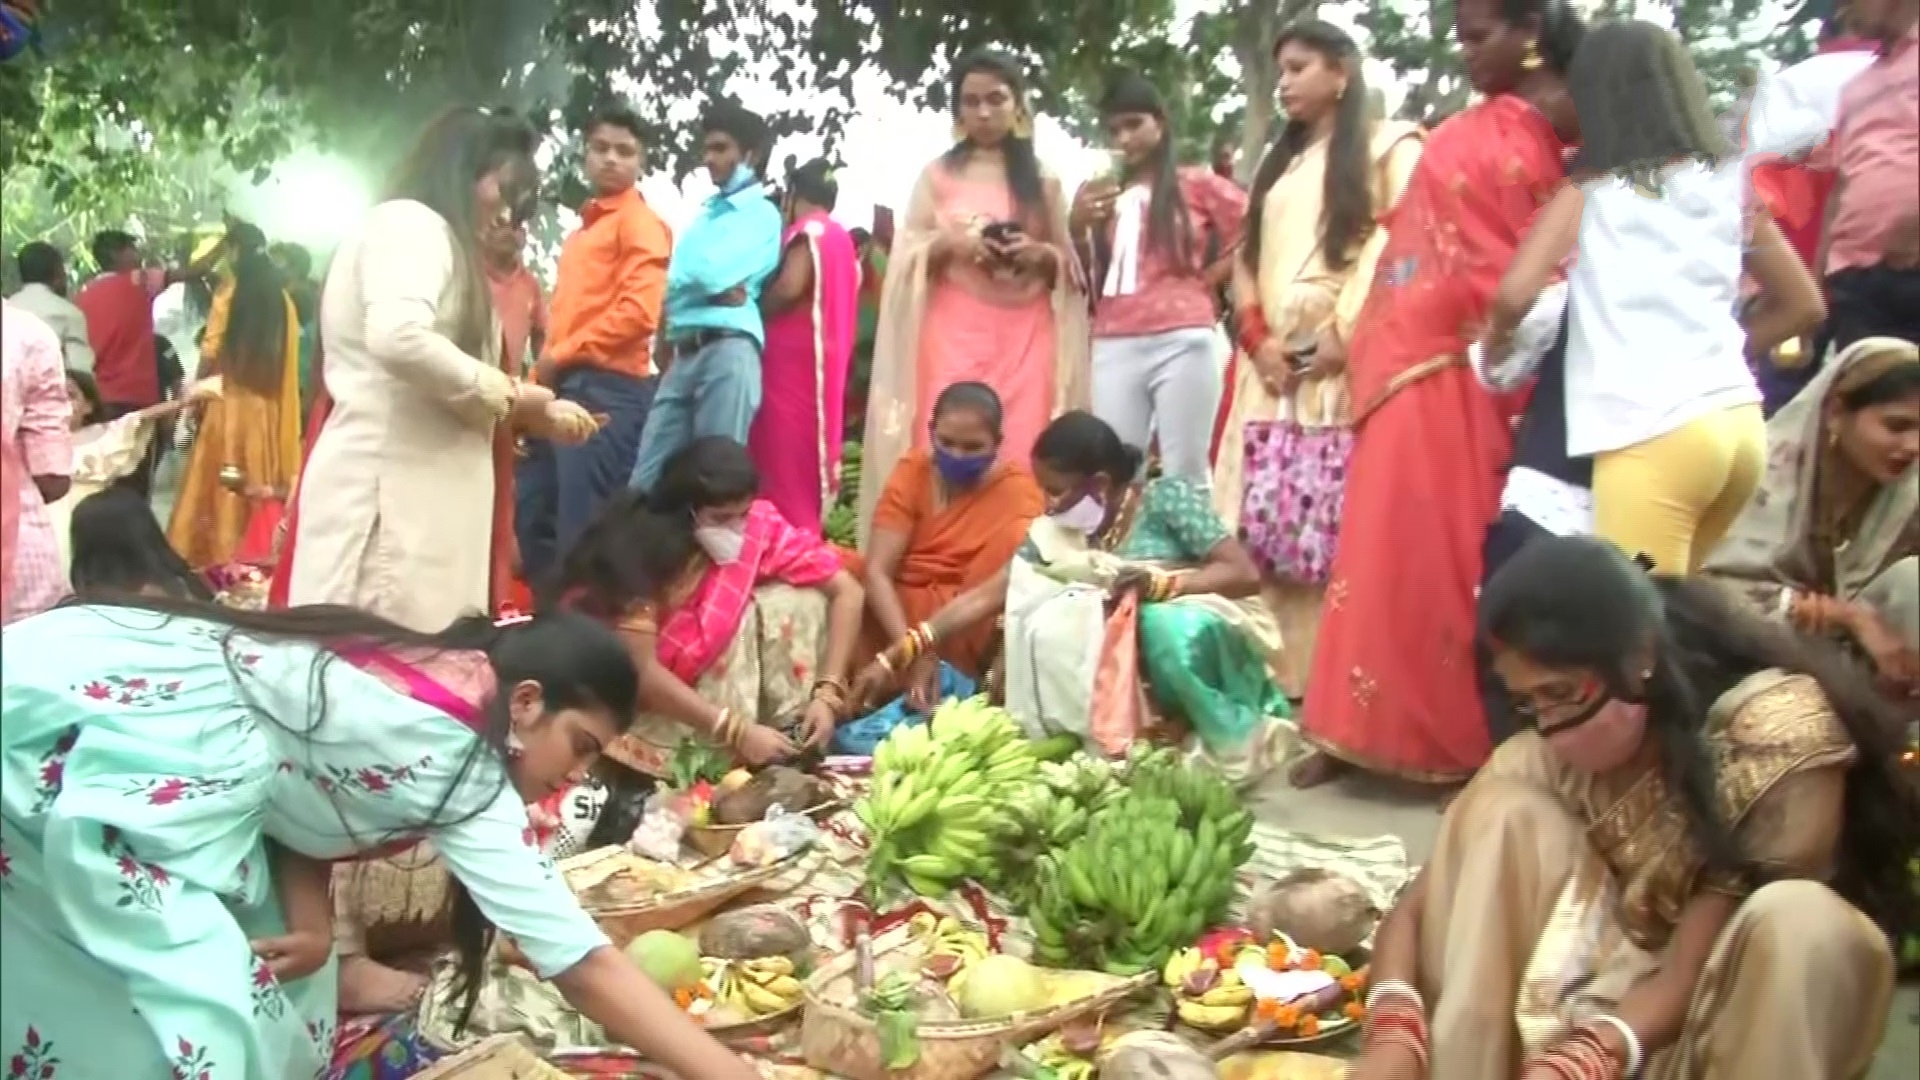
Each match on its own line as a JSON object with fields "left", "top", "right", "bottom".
{"left": 338, "top": 954, "right": 428, "bottom": 1016}
{"left": 1287, "top": 751, "right": 1348, "bottom": 790}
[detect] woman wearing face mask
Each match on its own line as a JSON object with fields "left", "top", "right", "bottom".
{"left": 1216, "top": 19, "right": 1422, "bottom": 695}
{"left": 856, "top": 49, "right": 1090, "bottom": 543}
{"left": 275, "top": 107, "right": 599, "bottom": 633}
{"left": 0, "top": 600, "right": 763, "bottom": 1080}
{"left": 554, "top": 437, "right": 865, "bottom": 772}
{"left": 1706, "top": 337, "right": 1920, "bottom": 696}
{"left": 1347, "top": 537, "right": 1913, "bottom": 1080}
{"left": 849, "top": 381, "right": 1044, "bottom": 711}
{"left": 872, "top": 411, "right": 1289, "bottom": 779}
{"left": 1070, "top": 71, "right": 1247, "bottom": 483}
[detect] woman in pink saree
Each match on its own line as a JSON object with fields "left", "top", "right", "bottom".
{"left": 750, "top": 159, "right": 860, "bottom": 535}
{"left": 856, "top": 48, "right": 1089, "bottom": 540}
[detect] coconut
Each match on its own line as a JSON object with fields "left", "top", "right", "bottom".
{"left": 1101, "top": 1031, "right": 1218, "bottom": 1079}
{"left": 697, "top": 904, "right": 812, "bottom": 969}
{"left": 1245, "top": 868, "right": 1379, "bottom": 956}
{"left": 712, "top": 766, "right": 824, "bottom": 825}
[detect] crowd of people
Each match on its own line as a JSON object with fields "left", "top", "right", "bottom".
{"left": 1, "top": 0, "right": 1916, "bottom": 1075}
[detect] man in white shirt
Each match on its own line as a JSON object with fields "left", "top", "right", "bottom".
{"left": 8, "top": 242, "right": 95, "bottom": 375}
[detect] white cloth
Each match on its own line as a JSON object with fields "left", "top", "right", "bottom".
{"left": 1500, "top": 466, "right": 1595, "bottom": 538}
{"left": 1743, "top": 51, "right": 1879, "bottom": 160}
{"left": 1471, "top": 281, "right": 1570, "bottom": 393}
{"left": 8, "top": 283, "right": 95, "bottom": 375}
{"left": 1100, "top": 186, "right": 1151, "bottom": 299}
{"left": 1002, "top": 553, "right": 1106, "bottom": 742}
{"left": 1565, "top": 162, "right": 1762, "bottom": 458}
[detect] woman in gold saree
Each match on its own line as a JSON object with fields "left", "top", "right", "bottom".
{"left": 1215, "top": 19, "right": 1422, "bottom": 693}
{"left": 855, "top": 48, "right": 1089, "bottom": 542}
{"left": 1705, "top": 336, "right": 1918, "bottom": 696}
{"left": 1346, "top": 537, "right": 1914, "bottom": 1080}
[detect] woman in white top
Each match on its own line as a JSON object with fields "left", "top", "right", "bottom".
{"left": 1484, "top": 20, "right": 1825, "bottom": 573}
{"left": 278, "top": 108, "right": 595, "bottom": 633}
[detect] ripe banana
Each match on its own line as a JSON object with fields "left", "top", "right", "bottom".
{"left": 1176, "top": 998, "right": 1250, "bottom": 1031}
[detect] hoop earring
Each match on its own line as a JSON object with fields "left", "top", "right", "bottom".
{"left": 1521, "top": 40, "right": 1544, "bottom": 70}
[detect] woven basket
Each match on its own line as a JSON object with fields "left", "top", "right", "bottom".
{"left": 553, "top": 846, "right": 802, "bottom": 948}
{"left": 800, "top": 925, "right": 1154, "bottom": 1080}
{"left": 684, "top": 800, "right": 840, "bottom": 859}
{"left": 412, "top": 1034, "right": 572, "bottom": 1079}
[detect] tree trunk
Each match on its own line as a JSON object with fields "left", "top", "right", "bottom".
{"left": 1232, "top": 0, "right": 1320, "bottom": 182}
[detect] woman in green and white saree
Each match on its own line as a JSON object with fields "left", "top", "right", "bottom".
{"left": 855, "top": 410, "right": 1292, "bottom": 780}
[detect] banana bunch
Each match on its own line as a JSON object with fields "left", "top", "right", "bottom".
{"left": 1171, "top": 963, "right": 1255, "bottom": 1032}
{"left": 1123, "top": 744, "right": 1258, "bottom": 867}
{"left": 908, "top": 912, "right": 990, "bottom": 980}
{"left": 705, "top": 955, "right": 806, "bottom": 1017}
{"left": 1026, "top": 765, "right": 1254, "bottom": 977}
{"left": 855, "top": 697, "right": 1041, "bottom": 899}
{"left": 985, "top": 757, "right": 1123, "bottom": 904}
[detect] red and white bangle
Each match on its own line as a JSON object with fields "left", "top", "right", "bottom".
{"left": 1362, "top": 980, "right": 1429, "bottom": 1068}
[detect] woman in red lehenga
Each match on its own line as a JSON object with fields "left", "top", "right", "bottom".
{"left": 1291, "top": 0, "right": 1587, "bottom": 787}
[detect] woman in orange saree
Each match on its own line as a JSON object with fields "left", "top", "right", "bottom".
{"left": 852, "top": 382, "right": 1043, "bottom": 702}
{"left": 1293, "top": 0, "right": 1585, "bottom": 787}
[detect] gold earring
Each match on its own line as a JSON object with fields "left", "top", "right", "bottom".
{"left": 1012, "top": 110, "right": 1033, "bottom": 139}
{"left": 1521, "top": 40, "right": 1544, "bottom": 70}
{"left": 951, "top": 121, "right": 966, "bottom": 144}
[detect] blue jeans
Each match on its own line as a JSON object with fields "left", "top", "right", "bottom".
{"left": 628, "top": 333, "right": 762, "bottom": 492}
{"left": 516, "top": 366, "right": 658, "bottom": 580}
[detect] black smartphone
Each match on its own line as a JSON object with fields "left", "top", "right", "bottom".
{"left": 981, "top": 220, "right": 1024, "bottom": 245}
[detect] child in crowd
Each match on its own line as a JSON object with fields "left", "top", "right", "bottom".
{"left": 67, "top": 486, "right": 213, "bottom": 601}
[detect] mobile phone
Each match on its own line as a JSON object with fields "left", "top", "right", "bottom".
{"left": 981, "top": 220, "right": 1024, "bottom": 244}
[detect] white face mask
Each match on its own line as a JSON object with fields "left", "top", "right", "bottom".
{"left": 694, "top": 524, "right": 747, "bottom": 565}
{"left": 1049, "top": 494, "right": 1107, "bottom": 535}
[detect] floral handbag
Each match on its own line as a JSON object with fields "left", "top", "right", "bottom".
{"left": 1238, "top": 380, "right": 1351, "bottom": 585}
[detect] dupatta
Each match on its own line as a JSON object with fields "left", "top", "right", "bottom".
{"left": 654, "top": 500, "right": 843, "bottom": 685}
{"left": 855, "top": 157, "right": 1091, "bottom": 543}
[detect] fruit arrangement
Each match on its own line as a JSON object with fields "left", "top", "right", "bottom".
{"left": 1026, "top": 746, "right": 1256, "bottom": 976}
{"left": 855, "top": 697, "right": 1046, "bottom": 899}
{"left": 907, "top": 911, "right": 991, "bottom": 980}
{"left": 1162, "top": 932, "right": 1369, "bottom": 1041}
{"left": 701, "top": 955, "right": 807, "bottom": 1022}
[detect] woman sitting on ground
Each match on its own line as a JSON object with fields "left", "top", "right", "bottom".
{"left": 1347, "top": 536, "right": 1913, "bottom": 1080}
{"left": 555, "top": 436, "right": 865, "bottom": 771}
{"left": 853, "top": 380, "right": 1044, "bottom": 708}
{"left": 853, "top": 411, "right": 1291, "bottom": 780}
{"left": 1706, "top": 336, "right": 1918, "bottom": 697}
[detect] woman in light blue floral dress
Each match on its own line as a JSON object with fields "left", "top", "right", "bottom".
{"left": 0, "top": 601, "right": 761, "bottom": 1080}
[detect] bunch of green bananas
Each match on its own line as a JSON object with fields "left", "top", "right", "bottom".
{"left": 855, "top": 697, "right": 1042, "bottom": 900}
{"left": 1026, "top": 755, "right": 1255, "bottom": 977}
{"left": 1125, "top": 742, "right": 1258, "bottom": 861}
{"left": 983, "top": 757, "right": 1124, "bottom": 904}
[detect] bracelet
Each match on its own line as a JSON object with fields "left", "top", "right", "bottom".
{"left": 1587, "top": 1016, "right": 1643, "bottom": 1079}
{"left": 713, "top": 708, "right": 741, "bottom": 749}
{"left": 875, "top": 652, "right": 896, "bottom": 676}
{"left": 1365, "top": 980, "right": 1423, "bottom": 1012}
{"left": 1148, "top": 571, "right": 1180, "bottom": 603}
{"left": 810, "top": 678, "right": 850, "bottom": 718}
{"left": 1360, "top": 986, "right": 1428, "bottom": 1069}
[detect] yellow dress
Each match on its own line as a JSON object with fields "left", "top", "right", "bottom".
{"left": 166, "top": 281, "right": 302, "bottom": 569}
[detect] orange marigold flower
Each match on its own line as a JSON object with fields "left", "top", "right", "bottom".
{"left": 1275, "top": 1005, "right": 1301, "bottom": 1029}
{"left": 1299, "top": 1015, "right": 1321, "bottom": 1037}
{"left": 1255, "top": 999, "right": 1282, "bottom": 1021}
{"left": 673, "top": 988, "right": 695, "bottom": 1009}
{"left": 1300, "top": 950, "right": 1323, "bottom": 971}
{"left": 1340, "top": 973, "right": 1365, "bottom": 993}
{"left": 1343, "top": 1002, "right": 1367, "bottom": 1021}
{"left": 1266, "top": 943, "right": 1292, "bottom": 970}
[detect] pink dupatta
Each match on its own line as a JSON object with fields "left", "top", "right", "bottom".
{"left": 654, "top": 500, "right": 843, "bottom": 685}
{"left": 749, "top": 211, "right": 860, "bottom": 534}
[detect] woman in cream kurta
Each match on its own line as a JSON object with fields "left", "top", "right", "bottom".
{"left": 1216, "top": 27, "right": 1422, "bottom": 693}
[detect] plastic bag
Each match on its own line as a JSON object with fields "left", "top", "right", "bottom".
{"left": 626, "top": 789, "right": 692, "bottom": 863}
{"left": 729, "top": 805, "right": 820, "bottom": 868}
{"left": 1088, "top": 591, "right": 1144, "bottom": 757}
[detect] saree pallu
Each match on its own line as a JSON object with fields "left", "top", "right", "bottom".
{"left": 613, "top": 583, "right": 830, "bottom": 776}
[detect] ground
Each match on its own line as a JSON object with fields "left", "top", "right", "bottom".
{"left": 1250, "top": 769, "right": 1920, "bottom": 1077}
{"left": 150, "top": 454, "right": 1919, "bottom": 1075}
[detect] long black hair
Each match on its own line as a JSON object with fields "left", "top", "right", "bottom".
{"left": 1098, "top": 72, "right": 1196, "bottom": 267}
{"left": 1243, "top": 20, "right": 1374, "bottom": 273}
{"left": 1032, "top": 410, "right": 1145, "bottom": 487}
{"left": 68, "top": 487, "right": 214, "bottom": 602}
{"left": 944, "top": 49, "right": 1047, "bottom": 230}
{"left": 217, "top": 223, "right": 291, "bottom": 395}
{"left": 380, "top": 107, "right": 540, "bottom": 357}
{"left": 1480, "top": 537, "right": 1918, "bottom": 939}
{"left": 53, "top": 595, "right": 638, "bottom": 1028}
{"left": 931, "top": 380, "right": 1006, "bottom": 438}
{"left": 551, "top": 437, "right": 762, "bottom": 618}
{"left": 1567, "top": 20, "right": 1725, "bottom": 179}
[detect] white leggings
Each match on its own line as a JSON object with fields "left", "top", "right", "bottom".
{"left": 1090, "top": 326, "right": 1223, "bottom": 483}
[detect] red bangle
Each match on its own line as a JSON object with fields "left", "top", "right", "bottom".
{"left": 1236, "top": 307, "right": 1270, "bottom": 354}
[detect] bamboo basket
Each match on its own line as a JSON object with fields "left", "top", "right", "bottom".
{"left": 800, "top": 926, "right": 1154, "bottom": 1080}
{"left": 683, "top": 800, "right": 840, "bottom": 859}
{"left": 563, "top": 846, "right": 802, "bottom": 947}
{"left": 412, "top": 1034, "right": 572, "bottom": 1079}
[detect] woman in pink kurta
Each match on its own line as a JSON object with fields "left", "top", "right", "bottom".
{"left": 750, "top": 160, "right": 860, "bottom": 535}
{"left": 855, "top": 49, "right": 1089, "bottom": 541}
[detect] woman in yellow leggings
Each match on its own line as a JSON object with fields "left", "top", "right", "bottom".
{"left": 1483, "top": 22, "right": 1824, "bottom": 572}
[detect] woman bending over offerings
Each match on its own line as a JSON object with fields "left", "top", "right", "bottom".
{"left": 1349, "top": 537, "right": 1915, "bottom": 1080}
